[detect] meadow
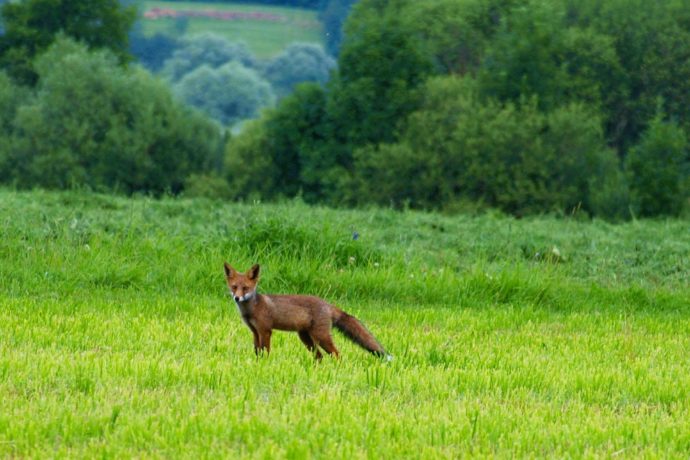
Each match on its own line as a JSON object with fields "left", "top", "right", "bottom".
{"left": 1, "top": 189, "right": 689, "bottom": 458}
{"left": 138, "top": 1, "right": 323, "bottom": 57}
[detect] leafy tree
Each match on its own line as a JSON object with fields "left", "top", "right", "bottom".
{"left": 174, "top": 61, "right": 275, "bottom": 126}
{"left": 129, "top": 25, "right": 179, "bottom": 72}
{"left": 353, "top": 76, "right": 617, "bottom": 216}
{"left": 327, "top": 0, "right": 433, "bottom": 149}
{"left": 262, "top": 43, "right": 335, "bottom": 98}
{"left": 224, "top": 83, "right": 336, "bottom": 202}
{"left": 0, "top": 71, "right": 28, "bottom": 178}
{"left": 224, "top": 118, "right": 278, "bottom": 200}
{"left": 161, "top": 33, "right": 255, "bottom": 82}
{"left": 625, "top": 113, "right": 689, "bottom": 217}
{"left": 0, "top": 0, "right": 136, "bottom": 84}
{"left": 564, "top": 0, "right": 690, "bottom": 154}
{"left": 406, "top": 0, "right": 488, "bottom": 75}
{"left": 6, "top": 38, "right": 223, "bottom": 193}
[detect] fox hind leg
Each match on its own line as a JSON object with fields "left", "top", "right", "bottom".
{"left": 311, "top": 330, "right": 340, "bottom": 359}
{"left": 298, "top": 331, "right": 323, "bottom": 360}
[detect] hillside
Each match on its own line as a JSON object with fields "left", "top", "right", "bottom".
{"left": 137, "top": 1, "right": 323, "bottom": 57}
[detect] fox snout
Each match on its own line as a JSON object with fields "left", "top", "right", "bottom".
{"left": 232, "top": 291, "right": 254, "bottom": 303}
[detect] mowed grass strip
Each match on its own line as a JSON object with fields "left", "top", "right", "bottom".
{"left": 139, "top": 1, "right": 324, "bottom": 57}
{"left": 1, "top": 190, "right": 689, "bottom": 457}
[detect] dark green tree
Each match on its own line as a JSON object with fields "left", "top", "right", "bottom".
{"left": 353, "top": 76, "right": 618, "bottom": 216}
{"left": 0, "top": 0, "right": 136, "bottom": 84}
{"left": 225, "top": 83, "right": 335, "bottom": 202}
{"left": 327, "top": 0, "right": 433, "bottom": 149}
{"left": 625, "top": 112, "right": 689, "bottom": 217}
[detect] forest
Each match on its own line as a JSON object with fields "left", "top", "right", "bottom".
{"left": 1, "top": 0, "right": 689, "bottom": 218}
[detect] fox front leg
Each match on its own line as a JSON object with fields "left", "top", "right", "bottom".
{"left": 258, "top": 330, "right": 272, "bottom": 356}
{"left": 245, "top": 323, "right": 261, "bottom": 356}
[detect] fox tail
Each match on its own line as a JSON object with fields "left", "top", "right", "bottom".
{"left": 332, "top": 309, "right": 388, "bottom": 358}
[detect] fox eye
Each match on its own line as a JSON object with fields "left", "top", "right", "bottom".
{"left": 231, "top": 285, "right": 237, "bottom": 290}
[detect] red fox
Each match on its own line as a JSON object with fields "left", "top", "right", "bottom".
{"left": 224, "top": 262, "right": 389, "bottom": 360}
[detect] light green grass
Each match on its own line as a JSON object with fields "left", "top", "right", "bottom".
{"left": 1, "top": 190, "right": 689, "bottom": 457}
{"left": 139, "top": 1, "right": 323, "bottom": 57}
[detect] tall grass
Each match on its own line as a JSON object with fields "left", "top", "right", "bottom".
{"left": 1, "top": 190, "right": 689, "bottom": 457}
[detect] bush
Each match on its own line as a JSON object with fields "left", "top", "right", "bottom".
{"left": 184, "top": 173, "right": 233, "bottom": 200}
{"left": 4, "top": 38, "right": 223, "bottom": 194}
{"left": 161, "top": 34, "right": 256, "bottom": 82}
{"left": 625, "top": 113, "right": 689, "bottom": 217}
{"left": 262, "top": 43, "right": 335, "bottom": 98}
{"left": 173, "top": 61, "right": 275, "bottom": 126}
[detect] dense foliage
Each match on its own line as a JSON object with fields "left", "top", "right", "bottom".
{"left": 2, "top": 0, "right": 689, "bottom": 217}
{"left": 0, "top": 0, "right": 136, "bottom": 85}
{"left": 226, "top": 0, "right": 690, "bottom": 218}
{"left": 0, "top": 38, "right": 223, "bottom": 194}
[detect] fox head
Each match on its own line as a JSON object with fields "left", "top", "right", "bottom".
{"left": 224, "top": 262, "right": 260, "bottom": 303}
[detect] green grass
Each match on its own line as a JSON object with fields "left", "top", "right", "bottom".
{"left": 1, "top": 189, "right": 689, "bottom": 457}
{"left": 139, "top": 1, "right": 324, "bottom": 57}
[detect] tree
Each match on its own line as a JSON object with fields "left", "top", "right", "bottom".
{"left": 174, "top": 61, "right": 275, "bottom": 126}
{"left": 353, "top": 76, "right": 619, "bottom": 216}
{"left": 224, "top": 83, "right": 336, "bottom": 202}
{"left": 0, "top": 0, "right": 136, "bottom": 84}
{"left": 161, "top": 33, "right": 256, "bottom": 82}
{"left": 0, "top": 71, "right": 29, "bottom": 178}
{"left": 327, "top": 0, "right": 433, "bottom": 149}
{"left": 6, "top": 38, "right": 223, "bottom": 193}
{"left": 564, "top": 0, "right": 690, "bottom": 154}
{"left": 625, "top": 112, "right": 689, "bottom": 217}
{"left": 129, "top": 19, "right": 180, "bottom": 73}
{"left": 262, "top": 43, "right": 335, "bottom": 98}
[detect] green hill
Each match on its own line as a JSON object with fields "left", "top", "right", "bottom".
{"left": 138, "top": 1, "right": 324, "bottom": 57}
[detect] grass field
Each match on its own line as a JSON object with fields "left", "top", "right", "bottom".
{"left": 138, "top": 1, "right": 323, "bottom": 57}
{"left": 1, "top": 190, "right": 689, "bottom": 457}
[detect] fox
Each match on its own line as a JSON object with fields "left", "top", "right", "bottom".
{"left": 224, "top": 262, "right": 389, "bottom": 360}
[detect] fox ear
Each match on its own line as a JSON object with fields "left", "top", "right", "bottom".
{"left": 247, "top": 264, "right": 260, "bottom": 280}
{"left": 223, "top": 262, "right": 235, "bottom": 278}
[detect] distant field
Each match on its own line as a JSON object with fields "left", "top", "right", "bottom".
{"left": 138, "top": 1, "right": 323, "bottom": 57}
{"left": 1, "top": 190, "right": 690, "bottom": 457}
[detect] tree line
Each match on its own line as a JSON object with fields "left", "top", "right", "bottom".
{"left": 227, "top": 0, "right": 690, "bottom": 218}
{"left": 1, "top": 0, "right": 689, "bottom": 218}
